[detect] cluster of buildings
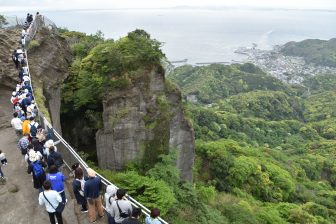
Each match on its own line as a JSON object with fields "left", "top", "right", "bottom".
{"left": 235, "top": 47, "right": 336, "bottom": 84}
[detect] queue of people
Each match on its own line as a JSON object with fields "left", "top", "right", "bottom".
{"left": 7, "top": 11, "right": 163, "bottom": 224}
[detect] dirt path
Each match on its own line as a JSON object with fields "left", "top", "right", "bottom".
{"left": 0, "top": 86, "right": 80, "bottom": 224}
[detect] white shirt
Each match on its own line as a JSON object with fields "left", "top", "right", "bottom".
{"left": 22, "top": 66, "right": 29, "bottom": 75}
{"left": 39, "top": 190, "right": 62, "bottom": 213}
{"left": 11, "top": 117, "right": 22, "bottom": 130}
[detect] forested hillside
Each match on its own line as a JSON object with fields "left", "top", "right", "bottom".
{"left": 59, "top": 27, "right": 336, "bottom": 223}
{"left": 168, "top": 63, "right": 336, "bottom": 223}
{"left": 281, "top": 38, "right": 336, "bottom": 67}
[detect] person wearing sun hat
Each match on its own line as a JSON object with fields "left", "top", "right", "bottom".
{"left": 27, "top": 150, "right": 46, "bottom": 192}
{"left": 84, "top": 168, "right": 105, "bottom": 223}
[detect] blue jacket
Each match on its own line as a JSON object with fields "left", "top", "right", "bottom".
{"left": 47, "top": 172, "right": 65, "bottom": 192}
{"left": 84, "top": 176, "right": 101, "bottom": 199}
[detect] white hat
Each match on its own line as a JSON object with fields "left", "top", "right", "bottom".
{"left": 12, "top": 91, "right": 16, "bottom": 96}
{"left": 24, "top": 89, "right": 29, "bottom": 93}
{"left": 44, "top": 139, "right": 55, "bottom": 148}
{"left": 29, "top": 151, "right": 38, "bottom": 162}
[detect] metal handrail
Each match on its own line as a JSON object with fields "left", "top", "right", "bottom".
{"left": 22, "top": 15, "right": 168, "bottom": 224}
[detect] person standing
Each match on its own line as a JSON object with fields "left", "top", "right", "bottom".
{"left": 11, "top": 112, "right": 23, "bottom": 138}
{"left": 46, "top": 165, "right": 67, "bottom": 204}
{"left": 145, "top": 208, "right": 161, "bottom": 224}
{"left": 84, "top": 168, "right": 104, "bottom": 223}
{"left": 105, "top": 184, "right": 117, "bottom": 224}
{"left": 27, "top": 150, "right": 46, "bottom": 192}
{"left": 72, "top": 167, "right": 88, "bottom": 213}
{"left": 18, "top": 133, "right": 29, "bottom": 155}
{"left": 121, "top": 208, "right": 142, "bottom": 224}
{"left": 110, "top": 189, "right": 132, "bottom": 224}
{"left": 39, "top": 180, "right": 64, "bottom": 224}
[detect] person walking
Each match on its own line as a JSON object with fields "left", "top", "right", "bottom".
{"left": 27, "top": 150, "right": 46, "bottom": 192}
{"left": 121, "top": 208, "right": 142, "bottom": 224}
{"left": 0, "top": 150, "right": 7, "bottom": 181}
{"left": 47, "top": 146, "right": 64, "bottom": 170}
{"left": 84, "top": 168, "right": 104, "bottom": 223}
{"left": 18, "top": 133, "right": 29, "bottom": 155}
{"left": 105, "top": 184, "right": 117, "bottom": 224}
{"left": 39, "top": 180, "right": 64, "bottom": 224}
{"left": 145, "top": 208, "right": 161, "bottom": 224}
{"left": 72, "top": 167, "right": 88, "bottom": 213}
{"left": 11, "top": 112, "right": 23, "bottom": 138}
{"left": 46, "top": 165, "right": 67, "bottom": 204}
{"left": 110, "top": 189, "right": 132, "bottom": 224}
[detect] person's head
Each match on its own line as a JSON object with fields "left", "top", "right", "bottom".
{"left": 49, "top": 146, "right": 55, "bottom": 153}
{"left": 49, "top": 165, "right": 58, "bottom": 174}
{"left": 43, "top": 180, "right": 51, "bottom": 190}
{"left": 74, "top": 167, "right": 83, "bottom": 179}
{"left": 150, "top": 208, "right": 160, "bottom": 219}
{"left": 87, "top": 168, "right": 96, "bottom": 178}
{"left": 36, "top": 12, "right": 39, "bottom": 15}
{"left": 0, "top": 150, "right": 2, "bottom": 154}
{"left": 23, "top": 133, "right": 29, "bottom": 138}
{"left": 71, "top": 163, "right": 80, "bottom": 171}
{"left": 27, "top": 143, "right": 34, "bottom": 150}
{"left": 13, "top": 112, "right": 18, "bottom": 118}
{"left": 29, "top": 116, "right": 35, "bottom": 121}
{"left": 44, "top": 139, "right": 54, "bottom": 148}
{"left": 131, "top": 208, "right": 141, "bottom": 219}
{"left": 106, "top": 184, "right": 117, "bottom": 197}
{"left": 12, "top": 91, "right": 17, "bottom": 97}
{"left": 116, "top": 189, "right": 126, "bottom": 200}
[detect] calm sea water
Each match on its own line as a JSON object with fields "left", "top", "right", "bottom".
{"left": 5, "top": 9, "right": 336, "bottom": 64}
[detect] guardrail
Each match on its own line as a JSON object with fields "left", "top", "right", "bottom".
{"left": 22, "top": 15, "right": 168, "bottom": 224}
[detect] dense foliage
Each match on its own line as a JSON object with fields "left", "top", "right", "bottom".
{"left": 60, "top": 27, "right": 336, "bottom": 223}
{"left": 167, "top": 62, "right": 336, "bottom": 223}
{"left": 281, "top": 38, "right": 336, "bottom": 67}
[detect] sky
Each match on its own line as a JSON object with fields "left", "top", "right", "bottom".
{"left": 1, "top": 0, "right": 336, "bottom": 12}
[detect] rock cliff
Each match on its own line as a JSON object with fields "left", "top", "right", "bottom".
{"left": 28, "top": 27, "right": 71, "bottom": 132}
{"left": 96, "top": 66, "right": 195, "bottom": 181}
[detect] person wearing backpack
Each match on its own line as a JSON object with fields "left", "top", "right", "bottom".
{"left": 25, "top": 144, "right": 43, "bottom": 165}
{"left": 46, "top": 165, "right": 67, "bottom": 204}
{"left": 121, "top": 208, "right": 142, "bottom": 224}
{"left": 110, "top": 189, "right": 132, "bottom": 224}
{"left": 47, "top": 146, "right": 64, "bottom": 170}
{"left": 72, "top": 167, "right": 88, "bottom": 213}
{"left": 18, "top": 133, "right": 29, "bottom": 155}
{"left": 27, "top": 150, "right": 46, "bottom": 192}
{"left": 145, "top": 208, "right": 161, "bottom": 224}
{"left": 29, "top": 116, "right": 39, "bottom": 139}
{"left": 39, "top": 180, "right": 64, "bottom": 224}
{"left": 105, "top": 184, "right": 117, "bottom": 224}
{"left": 84, "top": 168, "right": 105, "bottom": 223}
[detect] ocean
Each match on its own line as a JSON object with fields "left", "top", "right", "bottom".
{"left": 4, "top": 8, "right": 336, "bottom": 64}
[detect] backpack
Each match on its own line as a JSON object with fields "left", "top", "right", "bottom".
{"left": 116, "top": 200, "right": 129, "bottom": 218}
{"left": 30, "top": 122, "right": 38, "bottom": 137}
{"left": 18, "top": 139, "right": 28, "bottom": 155}
{"left": 32, "top": 161, "right": 44, "bottom": 177}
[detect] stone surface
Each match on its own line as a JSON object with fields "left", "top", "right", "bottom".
{"left": 96, "top": 67, "right": 195, "bottom": 181}
{"left": 28, "top": 27, "right": 72, "bottom": 133}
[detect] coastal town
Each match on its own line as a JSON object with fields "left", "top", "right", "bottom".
{"left": 235, "top": 46, "right": 336, "bottom": 84}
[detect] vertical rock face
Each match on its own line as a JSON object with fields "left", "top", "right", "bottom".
{"left": 28, "top": 28, "right": 71, "bottom": 132}
{"left": 96, "top": 66, "right": 195, "bottom": 181}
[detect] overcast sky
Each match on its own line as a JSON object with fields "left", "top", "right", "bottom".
{"left": 1, "top": 0, "right": 336, "bottom": 12}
